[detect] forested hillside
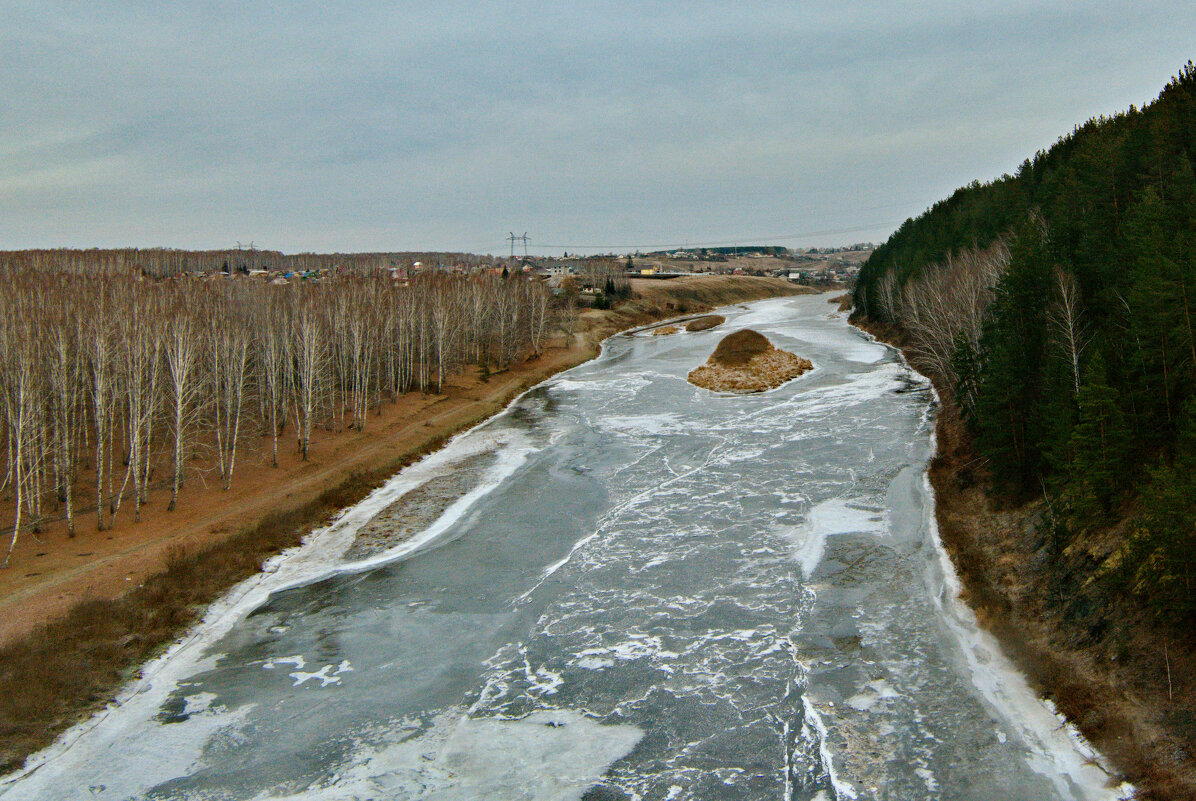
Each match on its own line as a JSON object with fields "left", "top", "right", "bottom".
{"left": 855, "top": 62, "right": 1196, "bottom": 622}
{"left": 853, "top": 63, "right": 1196, "bottom": 797}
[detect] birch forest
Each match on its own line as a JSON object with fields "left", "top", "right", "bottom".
{"left": 0, "top": 265, "right": 556, "bottom": 565}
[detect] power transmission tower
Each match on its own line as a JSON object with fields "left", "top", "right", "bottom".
{"left": 508, "top": 232, "right": 530, "bottom": 258}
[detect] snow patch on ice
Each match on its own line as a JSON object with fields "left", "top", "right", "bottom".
{"left": 785, "top": 497, "right": 886, "bottom": 578}
{"left": 0, "top": 690, "right": 254, "bottom": 801}
{"left": 844, "top": 679, "right": 900, "bottom": 712}
{"left": 550, "top": 371, "right": 654, "bottom": 395}
{"left": 252, "top": 709, "right": 642, "bottom": 801}
{"left": 599, "top": 413, "right": 686, "bottom": 437}
{"left": 576, "top": 634, "right": 678, "bottom": 672}
{"left": 787, "top": 327, "right": 888, "bottom": 364}
{"left": 290, "top": 660, "right": 353, "bottom": 689}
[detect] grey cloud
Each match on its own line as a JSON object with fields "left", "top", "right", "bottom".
{"left": 1, "top": 1, "right": 1193, "bottom": 252}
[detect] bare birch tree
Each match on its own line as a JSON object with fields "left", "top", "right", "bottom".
{"left": 0, "top": 305, "right": 40, "bottom": 566}
{"left": 291, "top": 288, "right": 323, "bottom": 460}
{"left": 164, "top": 286, "right": 203, "bottom": 511}
{"left": 209, "top": 285, "right": 251, "bottom": 489}
{"left": 87, "top": 282, "right": 119, "bottom": 529}
{"left": 1048, "top": 267, "right": 1089, "bottom": 397}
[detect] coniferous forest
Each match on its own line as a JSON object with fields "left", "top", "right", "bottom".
{"left": 855, "top": 63, "right": 1196, "bottom": 795}
{"left": 855, "top": 62, "right": 1196, "bottom": 625}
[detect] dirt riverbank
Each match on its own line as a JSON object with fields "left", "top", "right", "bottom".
{"left": 0, "top": 275, "right": 806, "bottom": 772}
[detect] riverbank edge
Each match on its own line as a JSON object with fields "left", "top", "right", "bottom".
{"left": 849, "top": 313, "right": 1185, "bottom": 799}
{"left": 0, "top": 277, "right": 807, "bottom": 775}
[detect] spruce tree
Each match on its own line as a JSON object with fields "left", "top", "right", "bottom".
{"left": 1067, "top": 352, "right": 1130, "bottom": 513}
{"left": 1133, "top": 399, "right": 1196, "bottom": 617}
{"left": 972, "top": 218, "right": 1054, "bottom": 489}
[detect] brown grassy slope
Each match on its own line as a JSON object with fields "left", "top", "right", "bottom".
{"left": 709, "top": 329, "right": 774, "bottom": 365}
{"left": 614, "top": 276, "right": 807, "bottom": 326}
{"left": 854, "top": 316, "right": 1196, "bottom": 801}
{"left": 0, "top": 275, "right": 805, "bottom": 776}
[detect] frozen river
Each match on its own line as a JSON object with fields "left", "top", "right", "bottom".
{"left": 1, "top": 294, "right": 1128, "bottom": 800}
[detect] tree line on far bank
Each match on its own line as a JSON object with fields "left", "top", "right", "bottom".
{"left": 0, "top": 267, "right": 558, "bottom": 565}
{"left": 853, "top": 62, "right": 1196, "bottom": 623}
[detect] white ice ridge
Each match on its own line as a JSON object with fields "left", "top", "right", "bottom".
{"left": 787, "top": 497, "right": 886, "bottom": 578}
{"left": 252, "top": 709, "right": 643, "bottom": 801}
{"left": 921, "top": 469, "right": 1134, "bottom": 800}
{"left": 801, "top": 696, "right": 859, "bottom": 800}
{"left": 275, "top": 435, "right": 537, "bottom": 588}
{"left": 909, "top": 370, "right": 1134, "bottom": 800}
{"left": 0, "top": 386, "right": 547, "bottom": 801}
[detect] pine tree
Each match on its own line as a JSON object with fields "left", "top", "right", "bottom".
{"left": 1067, "top": 352, "right": 1130, "bottom": 513}
{"left": 971, "top": 217, "right": 1054, "bottom": 489}
{"left": 1131, "top": 399, "right": 1196, "bottom": 618}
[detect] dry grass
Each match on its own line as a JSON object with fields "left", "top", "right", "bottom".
{"left": 708, "top": 329, "right": 774, "bottom": 366}
{"left": 652, "top": 325, "right": 679, "bottom": 336}
{"left": 684, "top": 314, "right": 725, "bottom": 332}
{"left": 688, "top": 329, "right": 813, "bottom": 393}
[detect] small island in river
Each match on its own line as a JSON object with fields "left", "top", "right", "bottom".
{"left": 687, "top": 329, "right": 812, "bottom": 393}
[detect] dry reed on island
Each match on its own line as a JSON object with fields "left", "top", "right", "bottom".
{"left": 687, "top": 329, "right": 812, "bottom": 393}
{"left": 684, "top": 314, "right": 725, "bottom": 332}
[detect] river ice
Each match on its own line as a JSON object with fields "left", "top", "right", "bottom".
{"left": 0, "top": 294, "right": 1131, "bottom": 800}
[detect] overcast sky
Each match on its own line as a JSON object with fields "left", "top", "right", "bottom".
{"left": 2, "top": 2, "right": 1193, "bottom": 255}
